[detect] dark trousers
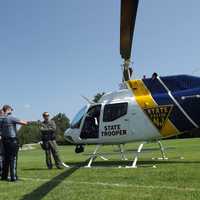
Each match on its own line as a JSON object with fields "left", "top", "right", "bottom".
{"left": 0, "top": 140, "right": 3, "bottom": 177}
{"left": 1, "top": 138, "right": 19, "bottom": 181}
{"left": 43, "top": 140, "right": 62, "bottom": 169}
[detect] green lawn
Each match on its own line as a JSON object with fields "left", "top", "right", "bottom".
{"left": 1, "top": 138, "right": 200, "bottom": 200}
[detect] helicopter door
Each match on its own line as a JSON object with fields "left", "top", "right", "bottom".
{"left": 101, "top": 102, "right": 129, "bottom": 139}
{"left": 80, "top": 105, "right": 101, "bottom": 139}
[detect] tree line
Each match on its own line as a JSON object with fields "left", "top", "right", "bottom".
{"left": 18, "top": 113, "right": 70, "bottom": 145}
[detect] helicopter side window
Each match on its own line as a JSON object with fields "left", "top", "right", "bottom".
{"left": 71, "top": 106, "right": 87, "bottom": 129}
{"left": 80, "top": 105, "right": 101, "bottom": 139}
{"left": 103, "top": 103, "right": 128, "bottom": 122}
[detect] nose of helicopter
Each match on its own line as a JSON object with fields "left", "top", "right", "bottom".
{"left": 64, "top": 128, "right": 75, "bottom": 143}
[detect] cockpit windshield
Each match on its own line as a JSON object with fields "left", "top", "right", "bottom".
{"left": 70, "top": 106, "right": 87, "bottom": 129}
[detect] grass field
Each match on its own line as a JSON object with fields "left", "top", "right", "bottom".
{"left": 1, "top": 138, "right": 200, "bottom": 200}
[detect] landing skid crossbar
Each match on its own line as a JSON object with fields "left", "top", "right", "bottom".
{"left": 118, "top": 144, "right": 128, "bottom": 161}
{"left": 85, "top": 144, "right": 128, "bottom": 168}
{"left": 126, "top": 142, "right": 146, "bottom": 168}
{"left": 85, "top": 141, "right": 173, "bottom": 168}
{"left": 157, "top": 140, "right": 168, "bottom": 160}
{"left": 85, "top": 145, "right": 108, "bottom": 168}
{"left": 126, "top": 140, "right": 169, "bottom": 168}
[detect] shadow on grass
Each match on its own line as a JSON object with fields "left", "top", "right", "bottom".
{"left": 22, "top": 168, "right": 49, "bottom": 171}
{"left": 66, "top": 159, "right": 200, "bottom": 168}
{"left": 114, "top": 146, "right": 176, "bottom": 153}
{"left": 20, "top": 165, "right": 81, "bottom": 200}
{"left": 140, "top": 160, "right": 200, "bottom": 165}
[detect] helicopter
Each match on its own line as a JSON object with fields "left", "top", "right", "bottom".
{"left": 64, "top": 0, "right": 200, "bottom": 168}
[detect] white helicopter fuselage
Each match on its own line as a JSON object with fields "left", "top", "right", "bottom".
{"left": 95, "top": 89, "right": 161, "bottom": 143}
{"left": 65, "top": 77, "right": 194, "bottom": 145}
{"left": 65, "top": 89, "right": 160, "bottom": 144}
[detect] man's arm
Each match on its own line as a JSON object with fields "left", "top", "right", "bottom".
{"left": 47, "top": 120, "right": 56, "bottom": 131}
{"left": 39, "top": 121, "right": 56, "bottom": 132}
{"left": 18, "top": 120, "right": 29, "bottom": 125}
{"left": 10, "top": 116, "right": 29, "bottom": 126}
{"left": 40, "top": 123, "right": 48, "bottom": 131}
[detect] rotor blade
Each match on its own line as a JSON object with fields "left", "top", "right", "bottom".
{"left": 120, "top": 0, "right": 139, "bottom": 60}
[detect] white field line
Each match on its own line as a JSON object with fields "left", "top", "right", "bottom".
{"left": 21, "top": 177, "right": 200, "bottom": 192}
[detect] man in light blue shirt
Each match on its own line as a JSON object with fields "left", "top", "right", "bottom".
{"left": 0, "top": 105, "right": 28, "bottom": 182}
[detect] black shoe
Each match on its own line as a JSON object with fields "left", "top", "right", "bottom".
{"left": 10, "top": 177, "right": 18, "bottom": 182}
{"left": 10, "top": 179, "right": 17, "bottom": 182}
{"left": 1, "top": 175, "right": 8, "bottom": 181}
{"left": 1, "top": 178, "right": 10, "bottom": 181}
{"left": 48, "top": 166, "right": 53, "bottom": 169}
{"left": 56, "top": 165, "right": 63, "bottom": 169}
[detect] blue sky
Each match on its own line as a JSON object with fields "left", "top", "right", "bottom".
{"left": 0, "top": 0, "right": 200, "bottom": 121}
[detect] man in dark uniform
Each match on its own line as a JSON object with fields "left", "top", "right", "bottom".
{"left": 40, "top": 112, "right": 63, "bottom": 169}
{"left": 0, "top": 109, "right": 5, "bottom": 177}
{"left": 0, "top": 105, "right": 28, "bottom": 181}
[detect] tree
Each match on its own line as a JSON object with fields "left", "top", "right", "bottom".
{"left": 18, "top": 113, "right": 70, "bottom": 145}
{"left": 52, "top": 113, "right": 70, "bottom": 144}
{"left": 18, "top": 122, "right": 41, "bottom": 146}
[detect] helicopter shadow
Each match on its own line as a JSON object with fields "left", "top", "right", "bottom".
{"left": 66, "top": 159, "right": 200, "bottom": 168}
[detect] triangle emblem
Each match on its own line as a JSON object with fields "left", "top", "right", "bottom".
{"left": 144, "top": 105, "right": 173, "bottom": 130}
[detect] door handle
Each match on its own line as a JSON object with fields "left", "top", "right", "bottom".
{"left": 124, "top": 119, "right": 129, "bottom": 121}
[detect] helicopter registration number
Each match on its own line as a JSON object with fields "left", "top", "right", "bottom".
{"left": 102, "top": 124, "right": 127, "bottom": 137}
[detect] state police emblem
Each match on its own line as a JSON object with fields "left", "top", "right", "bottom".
{"left": 144, "top": 105, "right": 173, "bottom": 130}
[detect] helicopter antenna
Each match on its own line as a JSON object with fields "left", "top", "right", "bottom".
{"left": 120, "top": 0, "right": 139, "bottom": 82}
{"left": 81, "top": 95, "right": 94, "bottom": 104}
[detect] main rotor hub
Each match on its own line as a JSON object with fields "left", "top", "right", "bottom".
{"left": 122, "top": 59, "right": 133, "bottom": 82}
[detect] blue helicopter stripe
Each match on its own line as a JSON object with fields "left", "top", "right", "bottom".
{"left": 159, "top": 79, "right": 200, "bottom": 127}
{"left": 143, "top": 78, "right": 195, "bottom": 132}
{"left": 171, "top": 89, "right": 200, "bottom": 127}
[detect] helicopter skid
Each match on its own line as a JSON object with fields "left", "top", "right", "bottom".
{"left": 152, "top": 157, "right": 168, "bottom": 160}
{"left": 125, "top": 142, "right": 146, "bottom": 168}
{"left": 85, "top": 145, "right": 109, "bottom": 168}
{"left": 84, "top": 140, "right": 172, "bottom": 168}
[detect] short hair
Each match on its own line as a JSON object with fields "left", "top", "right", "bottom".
{"left": 43, "top": 112, "right": 49, "bottom": 117}
{"left": 2, "top": 105, "right": 13, "bottom": 112}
